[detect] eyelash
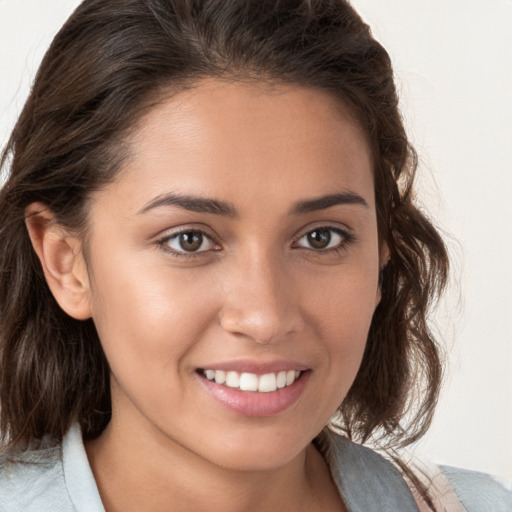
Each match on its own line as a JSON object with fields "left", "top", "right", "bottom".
{"left": 156, "top": 229, "right": 221, "bottom": 259}
{"left": 292, "top": 226, "right": 355, "bottom": 255}
{"left": 156, "top": 226, "right": 355, "bottom": 259}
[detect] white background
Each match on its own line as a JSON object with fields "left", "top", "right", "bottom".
{"left": 1, "top": 0, "right": 511, "bottom": 480}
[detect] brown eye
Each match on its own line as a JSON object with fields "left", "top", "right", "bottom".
{"left": 295, "top": 227, "right": 350, "bottom": 251}
{"left": 179, "top": 232, "right": 203, "bottom": 252}
{"left": 307, "top": 229, "right": 331, "bottom": 249}
{"left": 164, "top": 230, "right": 216, "bottom": 254}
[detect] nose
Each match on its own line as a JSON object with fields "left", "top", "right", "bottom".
{"left": 218, "top": 252, "right": 304, "bottom": 344}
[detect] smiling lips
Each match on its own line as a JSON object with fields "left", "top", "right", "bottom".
{"left": 202, "top": 369, "right": 301, "bottom": 393}
{"left": 198, "top": 365, "right": 310, "bottom": 417}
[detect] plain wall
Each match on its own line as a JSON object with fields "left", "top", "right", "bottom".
{"left": 1, "top": 0, "right": 511, "bottom": 480}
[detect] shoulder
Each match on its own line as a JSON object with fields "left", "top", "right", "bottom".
{"left": 410, "top": 456, "right": 512, "bottom": 512}
{"left": 321, "top": 429, "right": 512, "bottom": 512}
{"left": 0, "top": 442, "right": 75, "bottom": 512}
{"left": 439, "top": 465, "right": 512, "bottom": 512}
{"left": 321, "top": 430, "right": 422, "bottom": 510}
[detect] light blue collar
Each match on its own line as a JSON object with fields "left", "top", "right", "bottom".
{"left": 62, "top": 424, "right": 419, "bottom": 512}
{"left": 321, "top": 429, "right": 420, "bottom": 511}
{"left": 63, "top": 424, "right": 106, "bottom": 512}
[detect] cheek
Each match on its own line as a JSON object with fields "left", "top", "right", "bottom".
{"left": 313, "top": 266, "right": 378, "bottom": 370}
{"left": 88, "top": 254, "right": 219, "bottom": 385}
{"left": 303, "top": 254, "right": 379, "bottom": 333}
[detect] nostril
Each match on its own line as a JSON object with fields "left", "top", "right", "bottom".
{"left": 217, "top": 268, "right": 304, "bottom": 343}
{"left": 218, "top": 307, "right": 298, "bottom": 345}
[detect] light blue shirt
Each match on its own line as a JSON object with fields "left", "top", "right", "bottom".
{"left": 1, "top": 424, "right": 511, "bottom": 511}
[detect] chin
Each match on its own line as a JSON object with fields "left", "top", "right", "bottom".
{"left": 198, "top": 429, "right": 310, "bottom": 473}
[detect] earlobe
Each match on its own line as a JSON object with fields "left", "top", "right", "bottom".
{"left": 379, "top": 242, "right": 391, "bottom": 269}
{"left": 25, "top": 202, "right": 92, "bottom": 320}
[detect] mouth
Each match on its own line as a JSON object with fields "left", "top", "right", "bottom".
{"left": 196, "top": 366, "right": 310, "bottom": 417}
{"left": 198, "top": 369, "right": 302, "bottom": 393}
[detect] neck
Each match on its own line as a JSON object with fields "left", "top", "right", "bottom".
{"left": 85, "top": 413, "right": 343, "bottom": 512}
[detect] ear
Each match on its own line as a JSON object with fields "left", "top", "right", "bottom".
{"left": 25, "top": 202, "right": 92, "bottom": 320}
{"left": 375, "top": 242, "right": 390, "bottom": 306}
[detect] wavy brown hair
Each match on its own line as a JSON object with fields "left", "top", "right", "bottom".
{"left": 0, "top": 0, "right": 447, "bottom": 463}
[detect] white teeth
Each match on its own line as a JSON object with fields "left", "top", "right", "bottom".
{"left": 239, "top": 372, "right": 259, "bottom": 391}
{"left": 258, "top": 373, "right": 277, "bottom": 393}
{"left": 203, "top": 369, "right": 302, "bottom": 392}
{"left": 214, "top": 370, "right": 226, "bottom": 385}
{"left": 225, "top": 371, "right": 240, "bottom": 388}
{"left": 276, "top": 371, "right": 287, "bottom": 389}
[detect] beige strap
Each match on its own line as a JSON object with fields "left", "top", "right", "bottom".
{"left": 407, "top": 458, "right": 466, "bottom": 512}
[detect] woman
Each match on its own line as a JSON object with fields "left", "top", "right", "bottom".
{"left": 0, "top": 0, "right": 510, "bottom": 510}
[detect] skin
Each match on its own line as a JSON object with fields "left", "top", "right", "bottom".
{"left": 27, "top": 80, "right": 387, "bottom": 512}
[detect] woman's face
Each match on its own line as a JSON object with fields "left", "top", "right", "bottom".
{"left": 85, "top": 80, "right": 383, "bottom": 471}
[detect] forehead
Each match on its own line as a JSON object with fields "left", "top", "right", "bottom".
{"left": 102, "top": 79, "right": 374, "bottom": 214}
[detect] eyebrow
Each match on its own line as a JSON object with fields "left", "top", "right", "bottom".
{"left": 290, "top": 192, "right": 369, "bottom": 214}
{"left": 138, "top": 193, "right": 238, "bottom": 217}
{"left": 138, "top": 190, "right": 368, "bottom": 217}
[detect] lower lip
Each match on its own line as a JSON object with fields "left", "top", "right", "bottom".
{"left": 197, "top": 371, "right": 310, "bottom": 417}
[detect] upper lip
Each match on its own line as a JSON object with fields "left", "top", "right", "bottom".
{"left": 197, "top": 359, "right": 310, "bottom": 375}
